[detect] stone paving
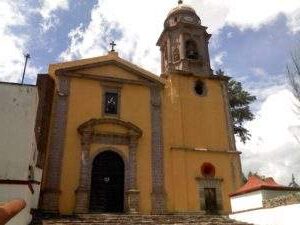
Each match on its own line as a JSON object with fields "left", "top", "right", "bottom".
{"left": 32, "top": 213, "right": 254, "bottom": 225}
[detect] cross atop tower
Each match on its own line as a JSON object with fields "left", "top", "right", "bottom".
{"left": 110, "top": 41, "right": 116, "bottom": 52}
{"left": 178, "top": 0, "right": 183, "bottom": 5}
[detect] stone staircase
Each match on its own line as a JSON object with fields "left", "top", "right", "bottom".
{"left": 32, "top": 213, "right": 254, "bottom": 225}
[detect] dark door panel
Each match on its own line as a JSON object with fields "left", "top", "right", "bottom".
{"left": 89, "top": 151, "right": 125, "bottom": 212}
{"left": 204, "top": 188, "right": 218, "bottom": 213}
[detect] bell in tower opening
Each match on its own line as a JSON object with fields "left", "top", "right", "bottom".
{"left": 185, "top": 40, "right": 199, "bottom": 60}
{"left": 157, "top": 1, "right": 213, "bottom": 75}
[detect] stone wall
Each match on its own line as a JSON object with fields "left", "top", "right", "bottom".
{"left": 263, "top": 192, "right": 300, "bottom": 208}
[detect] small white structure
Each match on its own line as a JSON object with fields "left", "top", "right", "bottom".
{"left": 230, "top": 203, "right": 300, "bottom": 225}
{"left": 229, "top": 175, "right": 300, "bottom": 225}
{"left": 0, "top": 82, "right": 42, "bottom": 225}
{"left": 231, "top": 190, "right": 264, "bottom": 213}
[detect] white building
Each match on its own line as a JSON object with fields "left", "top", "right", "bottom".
{"left": 0, "top": 82, "right": 42, "bottom": 225}
{"left": 229, "top": 175, "right": 300, "bottom": 225}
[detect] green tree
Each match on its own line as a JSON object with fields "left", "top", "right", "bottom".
{"left": 242, "top": 172, "right": 248, "bottom": 184}
{"left": 216, "top": 69, "right": 257, "bottom": 143}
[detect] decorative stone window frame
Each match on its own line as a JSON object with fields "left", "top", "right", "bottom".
{"left": 196, "top": 177, "right": 223, "bottom": 213}
{"left": 101, "top": 82, "right": 122, "bottom": 118}
{"left": 74, "top": 118, "right": 143, "bottom": 214}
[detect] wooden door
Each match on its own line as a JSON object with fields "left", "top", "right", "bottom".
{"left": 89, "top": 151, "right": 124, "bottom": 212}
{"left": 204, "top": 188, "right": 218, "bottom": 213}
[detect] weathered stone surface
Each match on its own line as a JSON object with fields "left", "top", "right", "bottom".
{"left": 150, "top": 86, "right": 166, "bottom": 214}
{"left": 31, "top": 213, "right": 254, "bottom": 225}
{"left": 263, "top": 192, "right": 300, "bottom": 208}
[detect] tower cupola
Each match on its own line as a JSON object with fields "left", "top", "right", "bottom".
{"left": 157, "top": 1, "right": 212, "bottom": 75}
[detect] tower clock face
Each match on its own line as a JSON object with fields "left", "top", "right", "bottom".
{"left": 184, "top": 16, "right": 194, "bottom": 22}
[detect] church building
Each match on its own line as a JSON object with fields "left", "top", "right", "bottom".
{"left": 39, "top": 1, "right": 243, "bottom": 215}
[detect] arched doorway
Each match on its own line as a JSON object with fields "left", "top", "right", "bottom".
{"left": 89, "top": 151, "right": 125, "bottom": 212}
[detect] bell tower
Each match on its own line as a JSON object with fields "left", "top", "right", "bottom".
{"left": 157, "top": 1, "right": 212, "bottom": 75}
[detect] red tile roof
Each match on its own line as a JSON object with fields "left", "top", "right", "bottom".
{"left": 229, "top": 175, "right": 289, "bottom": 197}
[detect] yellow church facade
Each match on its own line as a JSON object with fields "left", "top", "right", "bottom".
{"left": 40, "top": 3, "right": 243, "bottom": 215}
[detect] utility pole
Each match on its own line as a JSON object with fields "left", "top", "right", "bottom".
{"left": 21, "top": 53, "right": 30, "bottom": 84}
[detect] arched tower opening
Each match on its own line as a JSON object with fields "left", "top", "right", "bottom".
{"left": 185, "top": 40, "right": 199, "bottom": 60}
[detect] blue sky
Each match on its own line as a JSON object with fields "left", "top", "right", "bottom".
{"left": 1, "top": 0, "right": 300, "bottom": 185}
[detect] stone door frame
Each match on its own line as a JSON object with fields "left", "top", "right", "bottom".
{"left": 196, "top": 177, "right": 224, "bottom": 214}
{"left": 74, "top": 118, "right": 142, "bottom": 214}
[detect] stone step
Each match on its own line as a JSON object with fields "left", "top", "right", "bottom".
{"left": 30, "top": 214, "right": 254, "bottom": 225}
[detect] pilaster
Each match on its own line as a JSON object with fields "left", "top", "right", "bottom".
{"left": 127, "top": 132, "right": 140, "bottom": 213}
{"left": 150, "top": 86, "right": 167, "bottom": 214}
{"left": 41, "top": 76, "right": 70, "bottom": 212}
{"left": 75, "top": 128, "right": 92, "bottom": 213}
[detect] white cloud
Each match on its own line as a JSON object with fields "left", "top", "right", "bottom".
{"left": 251, "top": 67, "right": 267, "bottom": 77}
{"left": 59, "top": 4, "right": 121, "bottom": 61}
{"left": 59, "top": 0, "right": 174, "bottom": 74}
{"left": 287, "top": 9, "right": 300, "bottom": 33}
{"left": 0, "top": 1, "right": 38, "bottom": 83}
{"left": 39, "top": 0, "right": 69, "bottom": 32}
{"left": 190, "top": 0, "right": 300, "bottom": 33}
{"left": 211, "top": 51, "right": 227, "bottom": 68}
{"left": 237, "top": 89, "right": 300, "bottom": 185}
{"left": 227, "top": 32, "right": 233, "bottom": 39}
{"left": 39, "top": 0, "right": 69, "bottom": 19}
{"left": 247, "top": 75, "right": 287, "bottom": 105}
{"left": 0, "top": 1, "right": 25, "bottom": 29}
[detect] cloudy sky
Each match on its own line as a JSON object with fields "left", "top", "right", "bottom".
{"left": 1, "top": 0, "right": 300, "bottom": 185}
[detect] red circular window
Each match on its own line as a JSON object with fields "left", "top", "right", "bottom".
{"left": 201, "top": 162, "right": 215, "bottom": 177}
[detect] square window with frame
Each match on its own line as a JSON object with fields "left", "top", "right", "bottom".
{"left": 104, "top": 92, "right": 119, "bottom": 115}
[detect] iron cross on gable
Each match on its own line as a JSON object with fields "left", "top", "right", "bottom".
{"left": 110, "top": 41, "right": 116, "bottom": 52}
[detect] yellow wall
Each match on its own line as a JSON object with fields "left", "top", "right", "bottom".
{"left": 165, "top": 149, "right": 240, "bottom": 213}
{"left": 163, "top": 74, "right": 229, "bottom": 149}
{"left": 162, "top": 73, "right": 242, "bottom": 213}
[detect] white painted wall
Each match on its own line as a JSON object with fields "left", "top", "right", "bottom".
{"left": 0, "top": 83, "right": 38, "bottom": 180}
{"left": 0, "top": 83, "right": 42, "bottom": 225}
{"left": 230, "top": 204, "right": 300, "bottom": 225}
{"left": 230, "top": 190, "right": 263, "bottom": 213}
